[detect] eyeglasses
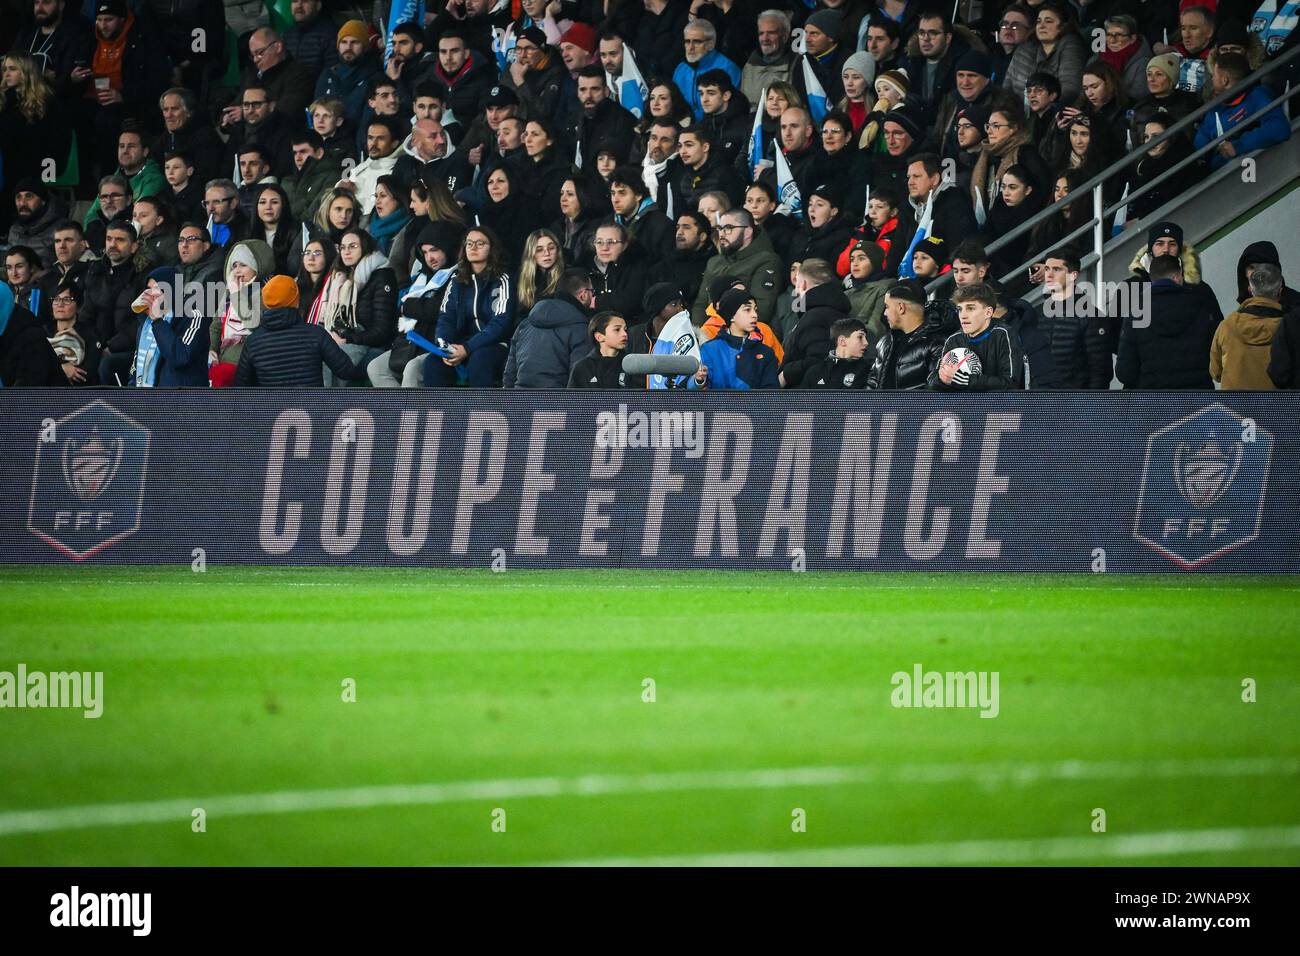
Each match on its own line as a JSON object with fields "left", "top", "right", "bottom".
{"left": 716, "top": 224, "right": 746, "bottom": 234}
{"left": 203, "top": 197, "right": 233, "bottom": 207}
{"left": 1105, "top": 31, "right": 1132, "bottom": 41}
{"left": 303, "top": 250, "right": 324, "bottom": 258}
{"left": 998, "top": 20, "right": 1027, "bottom": 30}
{"left": 339, "top": 242, "right": 362, "bottom": 251}
{"left": 984, "top": 121, "right": 1011, "bottom": 131}
{"left": 249, "top": 42, "right": 277, "bottom": 60}
{"left": 465, "top": 239, "right": 490, "bottom": 249}
{"left": 594, "top": 238, "right": 624, "bottom": 247}
{"left": 52, "top": 295, "right": 76, "bottom": 304}
{"left": 178, "top": 235, "right": 206, "bottom": 244}
{"left": 99, "top": 192, "right": 126, "bottom": 201}
{"left": 242, "top": 100, "right": 269, "bottom": 109}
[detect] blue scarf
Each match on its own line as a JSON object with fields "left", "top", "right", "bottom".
{"left": 615, "top": 196, "right": 654, "bottom": 227}
{"left": 369, "top": 207, "right": 412, "bottom": 254}
{"left": 133, "top": 318, "right": 160, "bottom": 387}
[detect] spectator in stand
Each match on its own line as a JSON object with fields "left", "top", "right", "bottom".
{"left": 477, "top": 165, "right": 541, "bottom": 268}
{"left": 128, "top": 266, "right": 209, "bottom": 387}
{"left": 589, "top": 221, "right": 651, "bottom": 319}
{"left": 1005, "top": 0, "right": 1087, "bottom": 102}
{"left": 151, "top": 88, "right": 223, "bottom": 187}
{"left": 1236, "top": 242, "right": 1300, "bottom": 313}
{"left": 648, "top": 211, "right": 713, "bottom": 308}
{"left": 934, "top": 50, "right": 996, "bottom": 161}
{"left": 504, "top": 267, "right": 598, "bottom": 388}
{"left": 695, "top": 70, "right": 751, "bottom": 168}
{"left": 690, "top": 286, "right": 780, "bottom": 390}
{"left": 425, "top": 225, "right": 516, "bottom": 387}
{"left": 131, "top": 194, "right": 178, "bottom": 270}
{"left": 341, "top": 117, "right": 404, "bottom": 216}
{"left": 519, "top": 117, "right": 574, "bottom": 226}
{"left": 385, "top": 22, "right": 439, "bottom": 112}
{"left": 843, "top": 241, "right": 891, "bottom": 340}
{"left": 790, "top": 183, "right": 854, "bottom": 273}
{"left": 740, "top": 10, "right": 795, "bottom": 109}
{"left": 1195, "top": 52, "right": 1291, "bottom": 169}
{"left": 0, "top": 52, "right": 72, "bottom": 226}
{"left": 695, "top": 207, "right": 785, "bottom": 326}
{"left": 674, "top": 19, "right": 742, "bottom": 120}
{"left": 309, "top": 96, "right": 356, "bottom": 166}
{"left": 516, "top": 230, "right": 566, "bottom": 315}
{"left": 1080, "top": 60, "right": 1135, "bottom": 150}
{"left": 248, "top": 183, "right": 304, "bottom": 277}
{"left": 902, "top": 153, "right": 979, "bottom": 265}
{"left": 73, "top": 0, "right": 170, "bottom": 175}
{"left": 1034, "top": 251, "right": 1112, "bottom": 389}
{"left": 796, "top": 9, "right": 850, "bottom": 106}
{"left": 393, "top": 118, "right": 473, "bottom": 199}
{"left": 312, "top": 186, "right": 360, "bottom": 248}
{"left": 1116, "top": 254, "right": 1217, "bottom": 389}
{"left": 554, "top": 176, "right": 609, "bottom": 268}
{"left": 568, "top": 310, "right": 631, "bottom": 389}
{"left": 8, "top": 179, "right": 65, "bottom": 271}
{"left": 636, "top": 81, "right": 695, "bottom": 156}
{"left": 13, "top": 0, "right": 95, "bottom": 108}
{"left": 6, "top": 246, "right": 45, "bottom": 315}
{"left": 838, "top": 52, "right": 877, "bottom": 139}
{"left": 1100, "top": 13, "right": 1153, "bottom": 100}
{"left": 1174, "top": 5, "right": 1216, "bottom": 94}
{"left": 632, "top": 0, "right": 691, "bottom": 82}
{"left": 503, "top": 26, "right": 567, "bottom": 120}
{"left": 981, "top": 164, "right": 1046, "bottom": 283}
{"left": 1123, "top": 113, "right": 1204, "bottom": 222}
{"left": 177, "top": 221, "right": 221, "bottom": 290}
{"left": 47, "top": 276, "right": 89, "bottom": 384}
{"left": 990, "top": 4, "right": 1034, "bottom": 81}
{"left": 36, "top": 219, "right": 93, "bottom": 325}
{"left": 904, "top": 8, "right": 972, "bottom": 126}
{"left": 1024, "top": 72, "right": 1062, "bottom": 144}
{"left": 235, "top": 275, "right": 366, "bottom": 387}
{"left": 87, "top": 220, "right": 143, "bottom": 386}
{"left": 609, "top": 166, "right": 675, "bottom": 259}
{"left": 571, "top": 63, "right": 639, "bottom": 168}
{"left": 236, "top": 26, "right": 316, "bottom": 122}
{"left": 863, "top": 16, "right": 905, "bottom": 76}
{"left": 867, "top": 279, "right": 948, "bottom": 390}
{"left": 368, "top": 176, "right": 412, "bottom": 261}
{"left": 315, "top": 228, "right": 397, "bottom": 385}
{"left": 222, "top": 83, "right": 297, "bottom": 178}
{"left": 677, "top": 124, "right": 745, "bottom": 210}
{"left": 161, "top": 150, "right": 206, "bottom": 224}
{"left": 641, "top": 118, "right": 683, "bottom": 220}
{"left": 1127, "top": 220, "right": 1223, "bottom": 330}
{"left": 296, "top": 236, "right": 336, "bottom": 325}
{"left": 1131, "top": 54, "right": 1203, "bottom": 135}
{"left": 744, "top": 80, "right": 801, "bottom": 179}
{"left": 780, "top": 258, "right": 851, "bottom": 388}
{"left": 1212, "top": 262, "right": 1285, "bottom": 389}
{"left": 800, "top": 317, "right": 872, "bottom": 389}
{"left": 283, "top": 0, "right": 340, "bottom": 75}
{"left": 0, "top": 282, "right": 63, "bottom": 386}
{"left": 371, "top": 220, "right": 463, "bottom": 387}
{"left": 208, "top": 238, "right": 274, "bottom": 387}
{"left": 314, "top": 20, "right": 382, "bottom": 129}
{"left": 743, "top": 181, "right": 797, "bottom": 266}
{"left": 203, "top": 179, "right": 249, "bottom": 249}
{"left": 282, "top": 130, "right": 342, "bottom": 226}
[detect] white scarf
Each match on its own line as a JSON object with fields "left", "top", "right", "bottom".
{"left": 642, "top": 153, "right": 675, "bottom": 220}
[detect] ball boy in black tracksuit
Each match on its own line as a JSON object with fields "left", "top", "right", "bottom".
{"left": 803, "top": 318, "right": 873, "bottom": 388}
{"left": 569, "top": 310, "right": 631, "bottom": 388}
{"left": 928, "top": 282, "right": 1023, "bottom": 390}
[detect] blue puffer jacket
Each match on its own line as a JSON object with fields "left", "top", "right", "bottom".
{"left": 673, "top": 50, "right": 742, "bottom": 120}
{"left": 435, "top": 271, "right": 517, "bottom": 354}
{"left": 691, "top": 329, "right": 781, "bottom": 390}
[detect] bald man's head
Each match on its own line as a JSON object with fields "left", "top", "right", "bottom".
{"left": 412, "top": 118, "right": 448, "bottom": 159}
{"left": 780, "top": 107, "right": 813, "bottom": 152}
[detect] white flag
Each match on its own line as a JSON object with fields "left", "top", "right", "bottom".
{"left": 775, "top": 146, "right": 802, "bottom": 220}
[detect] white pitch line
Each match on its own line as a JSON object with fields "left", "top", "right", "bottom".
{"left": 0, "top": 756, "right": 1294, "bottom": 839}
{"left": 547, "top": 825, "right": 1300, "bottom": 867}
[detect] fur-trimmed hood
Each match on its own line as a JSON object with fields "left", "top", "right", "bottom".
{"left": 1129, "top": 240, "right": 1203, "bottom": 285}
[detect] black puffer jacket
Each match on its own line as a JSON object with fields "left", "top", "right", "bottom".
{"left": 1035, "top": 292, "right": 1113, "bottom": 389}
{"left": 82, "top": 258, "right": 139, "bottom": 354}
{"left": 866, "top": 312, "right": 948, "bottom": 390}
{"left": 789, "top": 215, "right": 854, "bottom": 271}
{"left": 802, "top": 351, "right": 872, "bottom": 389}
{"left": 234, "top": 307, "right": 364, "bottom": 387}
{"left": 781, "top": 280, "right": 852, "bottom": 388}
{"left": 503, "top": 292, "right": 592, "bottom": 388}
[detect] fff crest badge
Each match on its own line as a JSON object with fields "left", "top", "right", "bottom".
{"left": 28, "top": 401, "right": 151, "bottom": 560}
{"left": 1133, "top": 404, "right": 1273, "bottom": 568}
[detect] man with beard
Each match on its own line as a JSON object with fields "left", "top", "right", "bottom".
{"left": 73, "top": 0, "right": 169, "bottom": 174}
{"left": 392, "top": 118, "right": 472, "bottom": 198}
{"left": 678, "top": 125, "right": 745, "bottom": 210}
{"left": 503, "top": 27, "right": 568, "bottom": 123}
{"left": 84, "top": 174, "right": 132, "bottom": 254}
{"left": 570, "top": 65, "right": 638, "bottom": 169}
{"left": 283, "top": 0, "right": 339, "bottom": 74}
{"left": 556, "top": 23, "right": 599, "bottom": 131}
{"left": 431, "top": 28, "right": 495, "bottom": 125}
{"left": 36, "top": 220, "right": 94, "bottom": 326}
{"left": 14, "top": 0, "right": 94, "bottom": 102}
{"left": 693, "top": 207, "right": 783, "bottom": 325}
{"left": 426, "top": 0, "right": 509, "bottom": 63}
{"left": 740, "top": 10, "right": 795, "bottom": 107}
{"left": 342, "top": 117, "right": 406, "bottom": 215}
{"left": 84, "top": 220, "right": 142, "bottom": 385}
{"left": 314, "top": 20, "right": 383, "bottom": 129}
{"left": 641, "top": 120, "right": 684, "bottom": 220}
{"left": 648, "top": 211, "right": 714, "bottom": 307}
{"left": 385, "top": 21, "right": 438, "bottom": 110}
{"left": 904, "top": 8, "right": 969, "bottom": 126}
{"left": 866, "top": 280, "right": 948, "bottom": 390}
{"left": 8, "top": 180, "right": 65, "bottom": 271}
{"left": 152, "top": 88, "right": 224, "bottom": 186}
{"left": 223, "top": 84, "right": 296, "bottom": 178}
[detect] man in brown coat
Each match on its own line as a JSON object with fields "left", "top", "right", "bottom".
{"left": 1212, "top": 263, "right": 1284, "bottom": 389}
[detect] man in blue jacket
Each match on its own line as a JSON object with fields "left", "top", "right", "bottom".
{"left": 130, "top": 266, "right": 210, "bottom": 387}
{"left": 1195, "top": 52, "right": 1291, "bottom": 170}
{"left": 673, "top": 20, "right": 741, "bottom": 120}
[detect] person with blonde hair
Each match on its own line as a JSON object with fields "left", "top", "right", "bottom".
{"left": 516, "top": 230, "right": 566, "bottom": 314}
{"left": 0, "top": 52, "right": 70, "bottom": 189}
{"left": 313, "top": 186, "right": 361, "bottom": 247}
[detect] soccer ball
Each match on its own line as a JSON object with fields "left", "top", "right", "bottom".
{"left": 941, "top": 348, "right": 982, "bottom": 375}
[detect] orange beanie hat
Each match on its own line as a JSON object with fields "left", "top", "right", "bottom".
{"left": 262, "top": 274, "right": 300, "bottom": 310}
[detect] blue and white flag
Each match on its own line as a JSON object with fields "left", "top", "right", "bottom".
{"left": 801, "top": 55, "right": 829, "bottom": 124}
{"left": 492, "top": 26, "right": 514, "bottom": 73}
{"left": 648, "top": 309, "right": 700, "bottom": 389}
{"left": 897, "top": 194, "right": 934, "bottom": 279}
{"left": 747, "top": 86, "right": 767, "bottom": 177}
{"left": 384, "top": 0, "right": 426, "bottom": 65}
{"left": 774, "top": 145, "right": 802, "bottom": 220}
{"left": 1111, "top": 180, "right": 1130, "bottom": 237}
{"left": 618, "top": 47, "right": 648, "bottom": 119}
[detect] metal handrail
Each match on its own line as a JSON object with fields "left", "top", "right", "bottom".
{"left": 920, "top": 41, "right": 1300, "bottom": 297}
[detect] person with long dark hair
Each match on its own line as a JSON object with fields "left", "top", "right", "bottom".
{"left": 520, "top": 117, "right": 575, "bottom": 223}
{"left": 297, "top": 237, "right": 336, "bottom": 325}
{"left": 553, "top": 176, "right": 609, "bottom": 267}
{"left": 424, "top": 226, "right": 516, "bottom": 387}
{"left": 250, "top": 183, "right": 304, "bottom": 277}
{"left": 476, "top": 164, "right": 542, "bottom": 267}
{"left": 981, "top": 164, "right": 1046, "bottom": 290}
{"left": 368, "top": 175, "right": 412, "bottom": 259}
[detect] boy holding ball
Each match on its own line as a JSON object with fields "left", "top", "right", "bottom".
{"left": 928, "top": 283, "right": 1023, "bottom": 391}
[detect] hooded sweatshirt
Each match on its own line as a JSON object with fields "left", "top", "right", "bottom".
{"left": 1236, "top": 241, "right": 1300, "bottom": 312}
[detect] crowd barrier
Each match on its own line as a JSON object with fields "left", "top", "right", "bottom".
{"left": 2, "top": 390, "right": 1296, "bottom": 572}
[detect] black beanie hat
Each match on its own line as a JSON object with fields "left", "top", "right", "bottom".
{"left": 641, "top": 281, "right": 684, "bottom": 320}
{"left": 417, "top": 219, "right": 466, "bottom": 257}
{"left": 716, "top": 287, "right": 755, "bottom": 324}
{"left": 708, "top": 275, "right": 747, "bottom": 306}
{"left": 1148, "top": 220, "right": 1183, "bottom": 251}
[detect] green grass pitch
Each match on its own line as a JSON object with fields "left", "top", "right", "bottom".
{"left": 0, "top": 567, "right": 1297, "bottom": 866}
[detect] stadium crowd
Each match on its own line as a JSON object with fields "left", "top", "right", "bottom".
{"left": 1, "top": 0, "right": 1299, "bottom": 391}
